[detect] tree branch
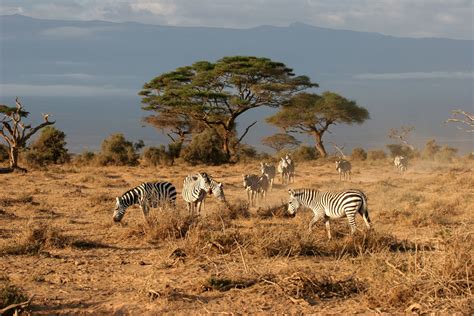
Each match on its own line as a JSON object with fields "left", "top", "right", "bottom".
{"left": 237, "top": 121, "right": 257, "bottom": 144}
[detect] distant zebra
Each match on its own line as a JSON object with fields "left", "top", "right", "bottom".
{"left": 394, "top": 156, "right": 408, "bottom": 173}
{"left": 113, "top": 181, "right": 177, "bottom": 223}
{"left": 287, "top": 188, "right": 371, "bottom": 240}
{"left": 243, "top": 174, "right": 269, "bottom": 206}
{"left": 260, "top": 162, "right": 276, "bottom": 190}
{"left": 285, "top": 154, "right": 295, "bottom": 183}
{"left": 182, "top": 173, "right": 212, "bottom": 214}
{"left": 277, "top": 157, "right": 290, "bottom": 184}
{"left": 335, "top": 158, "right": 352, "bottom": 181}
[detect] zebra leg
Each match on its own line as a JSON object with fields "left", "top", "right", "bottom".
{"left": 325, "top": 218, "right": 332, "bottom": 240}
{"left": 347, "top": 215, "right": 357, "bottom": 235}
{"left": 308, "top": 212, "right": 323, "bottom": 232}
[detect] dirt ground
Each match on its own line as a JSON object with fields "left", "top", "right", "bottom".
{"left": 0, "top": 158, "right": 472, "bottom": 314}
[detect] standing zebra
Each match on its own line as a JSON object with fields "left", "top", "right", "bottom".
{"left": 260, "top": 162, "right": 276, "bottom": 191}
{"left": 182, "top": 172, "right": 212, "bottom": 214}
{"left": 277, "top": 157, "right": 290, "bottom": 184}
{"left": 335, "top": 158, "right": 352, "bottom": 181}
{"left": 243, "top": 174, "right": 269, "bottom": 206}
{"left": 285, "top": 154, "right": 295, "bottom": 183}
{"left": 113, "top": 181, "right": 177, "bottom": 223}
{"left": 287, "top": 188, "right": 371, "bottom": 240}
{"left": 201, "top": 177, "right": 227, "bottom": 209}
{"left": 394, "top": 156, "right": 408, "bottom": 173}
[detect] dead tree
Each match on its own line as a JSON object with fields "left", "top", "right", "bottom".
{"left": 388, "top": 125, "right": 416, "bottom": 150}
{"left": 0, "top": 97, "right": 55, "bottom": 172}
{"left": 330, "top": 142, "right": 347, "bottom": 159}
{"left": 445, "top": 109, "right": 474, "bottom": 132}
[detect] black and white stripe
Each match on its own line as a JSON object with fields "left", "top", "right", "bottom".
{"left": 277, "top": 157, "right": 290, "bottom": 184}
{"left": 285, "top": 154, "right": 295, "bottom": 183}
{"left": 182, "top": 172, "right": 213, "bottom": 214}
{"left": 335, "top": 159, "right": 352, "bottom": 181}
{"left": 394, "top": 156, "right": 408, "bottom": 173}
{"left": 113, "top": 181, "right": 177, "bottom": 222}
{"left": 260, "top": 162, "right": 276, "bottom": 191}
{"left": 243, "top": 174, "right": 269, "bottom": 206}
{"left": 287, "top": 188, "right": 371, "bottom": 239}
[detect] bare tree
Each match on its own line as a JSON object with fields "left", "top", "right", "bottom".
{"left": 330, "top": 142, "right": 347, "bottom": 159}
{"left": 388, "top": 125, "right": 415, "bottom": 150}
{"left": 0, "top": 98, "right": 55, "bottom": 172}
{"left": 445, "top": 109, "right": 474, "bottom": 132}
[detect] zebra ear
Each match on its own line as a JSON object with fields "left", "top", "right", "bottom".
{"left": 288, "top": 189, "right": 295, "bottom": 196}
{"left": 218, "top": 182, "right": 223, "bottom": 188}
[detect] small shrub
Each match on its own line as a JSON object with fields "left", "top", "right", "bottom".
{"left": 351, "top": 147, "right": 367, "bottom": 161}
{"left": 386, "top": 144, "right": 416, "bottom": 158}
{"left": 367, "top": 149, "right": 387, "bottom": 160}
{"left": 73, "top": 151, "right": 96, "bottom": 165}
{"left": 422, "top": 139, "right": 440, "bottom": 160}
{"left": 25, "top": 126, "right": 69, "bottom": 166}
{"left": 434, "top": 145, "right": 458, "bottom": 162}
{"left": 182, "top": 129, "right": 228, "bottom": 165}
{"left": 97, "top": 133, "right": 139, "bottom": 166}
{"left": 0, "top": 275, "right": 28, "bottom": 315}
{"left": 291, "top": 145, "right": 318, "bottom": 161}
{"left": 143, "top": 143, "right": 181, "bottom": 166}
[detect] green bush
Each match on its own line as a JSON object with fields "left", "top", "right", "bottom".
{"left": 143, "top": 142, "right": 182, "bottom": 166}
{"left": 97, "top": 133, "right": 139, "bottom": 166}
{"left": 25, "top": 126, "right": 69, "bottom": 166}
{"left": 386, "top": 144, "right": 416, "bottom": 158}
{"left": 182, "top": 129, "right": 228, "bottom": 165}
{"left": 351, "top": 147, "right": 367, "bottom": 161}
{"left": 367, "top": 149, "right": 387, "bottom": 160}
{"left": 292, "top": 145, "right": 318, "bottom": 161}
{"left": 0, "top": 144, "right": 8, "bottom": 162}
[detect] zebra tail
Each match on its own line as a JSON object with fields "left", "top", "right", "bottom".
{"left": 358, "top": 191, "right": 371, "bottom": 223}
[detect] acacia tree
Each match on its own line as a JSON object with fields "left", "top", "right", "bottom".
{"left": 266, "top": 92, "right": 369, "bottom": 157}
{"left": 139, "top": 56, "right": 317, "bottom": 160}
{"left": 261, "top": 133, "right": 301, "bottom": 152}
{"left": 445, "top": 109, "right": 473, "bottom": 132}
{"left": 0, "top": 98, "right": 55, "bottom": 171}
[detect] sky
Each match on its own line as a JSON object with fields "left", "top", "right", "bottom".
{"left": 1, "top": 0, "right": 473, "bottom": 40}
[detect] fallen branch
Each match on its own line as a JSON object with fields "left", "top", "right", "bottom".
{"left": 0, "top": 294, "right": 35, "bottom": 315}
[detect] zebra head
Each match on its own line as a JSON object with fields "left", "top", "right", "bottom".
{"left": 113, "top": 197, "right": 126, "bottom": 222}
{"left": 287, "top": 189, "right": 300, "bottom": 217}
{"left": 335, "top": 158, "right": 343, "bottom": 170}
{"left": 212, "top": 182, "right": 226, "bottom": 202}
{"left": 197, "top": 172, "right": 212, "bottom": 194}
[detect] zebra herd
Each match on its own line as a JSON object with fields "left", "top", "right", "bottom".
{"left": 113, "top": 154, "right": 408, "bottom": 238}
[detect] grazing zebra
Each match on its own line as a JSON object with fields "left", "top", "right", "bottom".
{"left": 394, "top": 156, "right": 408, "bottom": 173}
{"left": 277, "top": 157, "right": 290, "bottom": 184}
{"left": 335, "top": 158, "right": 352, "bottom": 181}
{"left": 243, "top": 174, "right": 269, "bottom": 206}
{"left": 182, "top": 173, "right": 212, "bottom": 214}
{"left": 113, "top": 181, "right": 177, "bottom": 223}
{"left": 285, "top": 154, "right": 295, "bottom": 183}
{"left": 201, "top": 177, "right": 227, "bottom": 209}
{"left": 260, "top": 162, "right": 276, "bottom": 190}
{"left": 287, "top": 188, "right": 371, "bottom": 240}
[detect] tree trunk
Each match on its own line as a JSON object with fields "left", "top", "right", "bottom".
{"left": 222, "top": 130, "right": 231, "bottom": 161}
{"left": 9, "top": 146, "right": 18, "bottom": 169}
{"left": 313, "top": 132, "right": 327, "bottom": 158}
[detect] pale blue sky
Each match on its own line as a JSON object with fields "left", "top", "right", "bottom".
{"left": 1, "top": 0, "right": 473, "bottom": 39}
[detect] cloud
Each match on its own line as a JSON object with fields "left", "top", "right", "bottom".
{"left": 1, "top": 0, "right": 473, "bottom": 39}
{"left": 354, "top": 71, "right": 474, "bottom": 80}
{"left": 0, "top": 83, "right": 136, "bottom": 97}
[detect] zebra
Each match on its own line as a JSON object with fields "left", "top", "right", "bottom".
{"left": 277, "top": 157, "right": 290, "bottom": 184}
{"left": 335, "top": 158, "right": 352, "bottom": 181}
{"left": 182, "top": 172, "right": 213, "bottom": 214}
{"left": 201, "top": 177, "right": 227, "bottom": 210}
{"left": 285, "top": 154, "right": 295, "bottom": 183}
{"left": 394, "top": 156, "right": 408, "bottom": 173}
{"left": 113, "top": 181, "right": 177, "bottom": 223}
{"left": 260, "top": 162, "right": 276, "bottom": 190}
{"left": 243, "top": 174, "right": 269, "bottom": 206}
{"left": 287, "top": 188, "right": 371, "bottom": 240}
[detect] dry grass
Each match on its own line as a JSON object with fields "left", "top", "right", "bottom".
{"left": 0, "top": 159, "right": 472, "bottom": 313}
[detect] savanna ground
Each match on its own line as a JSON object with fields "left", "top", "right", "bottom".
{"left": 0, "top": 158, "right": 472, "bottom": 314}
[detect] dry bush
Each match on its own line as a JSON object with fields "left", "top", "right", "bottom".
{"left": 363, "top": 230, "right": 472, "bottom": 312}
{"left": 202, "top": 276, "right": 258, "bottom": 292}
{"left": 367, "top": 149, "right": 387, "bottom": 160}
{"left": 0, "top": 223, "right": 69, "bottom": 255}
{"left": 221, "top": 199, "right": 251, "bottom": 220}
{"left": 351, "top": 147, "right": 367, "bottom": 161}
{"left": 256, "top": 204, "right": 291, "bottom": 219}
{"left": 0, "top": 275, "right": 28, "bottom": 315}
{"left": 0, "top": 194, "right": 35, "bottom": 207}
{"left": 145, "top": 208, "right": 199, "bottom": 243}
{"left": 276, "top": 272, "right": 364, "bottom": 304}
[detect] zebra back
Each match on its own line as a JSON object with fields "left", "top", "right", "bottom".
{"left": 260, "top": 162, "right": 276, "bottom": 179}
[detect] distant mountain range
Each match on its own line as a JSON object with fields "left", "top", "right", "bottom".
{"left": 0, "top": 14, "right": 472, "bottom": 153}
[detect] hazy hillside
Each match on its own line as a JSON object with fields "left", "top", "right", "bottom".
{"left": 0, "top": 14, "right": 472, "bottom": 152}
